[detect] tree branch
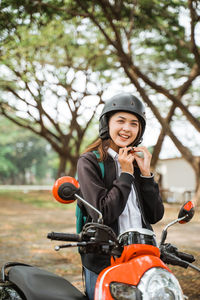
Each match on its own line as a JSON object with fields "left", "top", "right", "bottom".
{"left": 119, "top": 54, "right": 200, "bottom": 132}
{"left": 73, "top": 1, "right": 200, "bottom": 132}
{"left": 121, "top": 63, "right": 198, "bottom": 171}
{"left": 188, "top": 0, "right": 200, "bottom": 69}
{"left": 152, "top": 62, "right": 200, "bottom": 168}
{"left": 75, "top": 0, "right": 117, "bottom": 49}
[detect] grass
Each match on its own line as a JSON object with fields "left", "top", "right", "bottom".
{"left": 0, "top": 190, "right": 76, "bottom": 209}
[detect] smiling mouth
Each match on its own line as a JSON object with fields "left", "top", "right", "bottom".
{"left": 119, "top": 133, "right": 130, "bottom": 139}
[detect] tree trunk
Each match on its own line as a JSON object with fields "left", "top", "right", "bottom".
{"left": 57, "top": 155, "right": 78, "bottom": 178}
{"left": 151, "top": 104, "right": 177, "bottom": 170}
{"left": 68, "top": 163, "right": 78, "bottom": 177}
{"left": 151, "top": 130, "right": 166, "bottom": 171}
{"left": 57, "top": 155, "right": 67, "bottom": 179}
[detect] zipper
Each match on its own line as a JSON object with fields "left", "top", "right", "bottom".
{"left": 132, "top": 180, "right": 148, "bottom": 228}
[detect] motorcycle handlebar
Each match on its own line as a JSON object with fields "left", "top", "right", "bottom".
{"left": 160, "top": 243, "right": 195, "bottom": 269}
{"left": 176, "top": 251, "right": 195, "bottom": 263}
{"left": 47, "top": 232, "right": 81, "bottom": 242}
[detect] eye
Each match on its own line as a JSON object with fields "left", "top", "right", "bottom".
{"left": 131, "top": 122, "right": 139, "bottom": 127}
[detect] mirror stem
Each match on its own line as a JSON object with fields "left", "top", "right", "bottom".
{"left": 160, "top": 215, "right": 188, "bottom": 246}
{"left": 75, "top": 193, "right": 103, "bottom": 224}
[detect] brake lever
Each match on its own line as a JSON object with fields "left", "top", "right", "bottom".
{"left": 54, "top": 242, "right": 87, "bottom": 251}
{"left": 160, "top": 244, "right": 200, "bottom": 272}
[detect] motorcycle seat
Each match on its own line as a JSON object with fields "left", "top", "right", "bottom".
{"left": 8, "top": 265, "right": 88, "bottom": 300}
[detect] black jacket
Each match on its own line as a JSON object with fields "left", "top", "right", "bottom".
{"left": 77, "top": 151, "right": 164, "bottom": 273}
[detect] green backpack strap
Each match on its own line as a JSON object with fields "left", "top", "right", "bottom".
{"left": 75, "top": 172, "right": 86, "bottom": 234}
{"left": 76, "top": 205, "right": 86, "bottom": 234}
{"left": 75, "top": 150, "right": 104, "bottom": 233}
{"left": 92, "top": 150, "right": 105, "bottom": 179}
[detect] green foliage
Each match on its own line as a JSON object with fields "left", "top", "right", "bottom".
{"left": 0, "top": 15, "right": 116, "bottom": 177}
{"left": 0, "top": 0, "right": 194, "bottom": 69}
{"left": 1, "top": 16, "right": 115, "bottom": 76}
{"left": 0, "top": 117, "right": 55, "bottom": 184}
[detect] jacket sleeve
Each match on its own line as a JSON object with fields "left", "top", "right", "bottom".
{"left": 138, "top": 175, "right": 164, "bottom": 224}
{"left": 77, "top": 153, "right": 133, "bottom": 225}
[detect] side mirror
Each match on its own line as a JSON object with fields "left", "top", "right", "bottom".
{"left": 178, "top": 200, "right": 195, "bottom": 224}
{"left": 52, "top": 176, "right": 80, "bottom": 204}
{"left": 160, "top": 200, "right": 195, "bottom": 246}
{"left": 52, "top": 176, "right": 104, "bottom": 223}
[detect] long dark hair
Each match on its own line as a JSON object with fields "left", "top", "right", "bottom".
{"left": 83, "top": 138, "right": 111, "bottom": 161}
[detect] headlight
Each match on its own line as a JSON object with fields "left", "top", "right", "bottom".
{"left": 137, "top": 267, "right": 184, "bottom": 300}
{"left": 110, "top": 282, "right": 142, "bottom": 300}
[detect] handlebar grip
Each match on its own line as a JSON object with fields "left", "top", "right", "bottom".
{"left": 177, "top": 251, "right": 195, "bottom": 263}
{"left": 161, "top": 252, "right": 189, "bottom": 268}
{"left": 47, "top": 232, "right": 81, "bottom": 242}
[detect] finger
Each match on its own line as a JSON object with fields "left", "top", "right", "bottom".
{"left": 134, "top": 146, "right": 151, "bottom": 155}
{"left": 127, "top": 146, "right": 134, "bottom": 151}
{"left": 119, "top": 147, "right": 126, "bottom": 155}
{"left": 120, "top": 147, "right": 129, "bottom": 156}
{"left": 123, "top": 147, "right": 130, "bottom": 153}
{"left": 128, "top": 154, "right": 135, "bottom": 162}
{"left": 134, "top": 146, "right": 146, "bottom": 150}
{"left": 127, "top": 146, "right": 135, "bottom": 154}
{"left": 133, "top": 153, "right": 141, "bottom": 158}
{"left": 134, "top": 155, "right": 143, "bottom": 163}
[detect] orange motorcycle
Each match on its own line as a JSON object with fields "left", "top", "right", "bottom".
{"left": 0, "top": 176, "right": 199, "bottom": 300}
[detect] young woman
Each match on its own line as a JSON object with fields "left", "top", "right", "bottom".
{"left": 77, "top": 92, "right": 164, "bottom": 299}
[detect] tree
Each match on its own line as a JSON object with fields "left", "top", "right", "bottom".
{"left": 0, "top": 20, "right": 112, "bottom": 177}
{"left": 0, "top": 117, "right": 53, "bottom": 184}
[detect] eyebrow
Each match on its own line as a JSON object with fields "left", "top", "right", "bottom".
{"left": 117, "top": 116, "right": 139, "bottom": 122}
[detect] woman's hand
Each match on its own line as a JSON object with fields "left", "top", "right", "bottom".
{"left": 132, "top": 146, "right": 152, "bottom": 176}
{"left": 118, "top": 147, "right": 135, "bottom": 174}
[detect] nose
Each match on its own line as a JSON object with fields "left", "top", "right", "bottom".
{"left": 122, "top": 122, "right": 131, "bottom": 131}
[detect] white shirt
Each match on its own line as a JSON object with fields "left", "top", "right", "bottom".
{"left": 107, "top": 148, "right": 142, "bottom": 234}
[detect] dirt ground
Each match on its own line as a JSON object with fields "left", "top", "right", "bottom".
{"left": 0, "top": 193, "right": 200, "bottom": 299}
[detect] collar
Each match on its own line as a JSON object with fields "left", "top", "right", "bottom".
{"left": 107, "top": 147, "right": 118, "bottom": 160}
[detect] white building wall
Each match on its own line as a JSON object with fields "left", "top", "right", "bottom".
{"left": 156, "top": 157, "right": 197, "bottom": 203}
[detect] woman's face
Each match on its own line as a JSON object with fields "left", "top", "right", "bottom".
{"left": 109, "top": 111, "right": 140, "bottom": 151}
